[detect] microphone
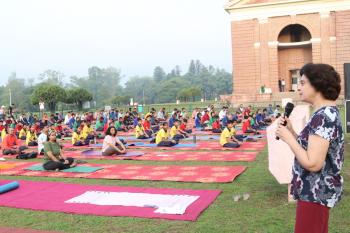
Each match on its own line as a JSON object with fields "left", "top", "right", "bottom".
{"left": 276, "top": 102, "right": 295, "bottom": 140}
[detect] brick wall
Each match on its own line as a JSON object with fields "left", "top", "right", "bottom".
{"left": 335, "top": 10, "right": 350, "bottom": 95}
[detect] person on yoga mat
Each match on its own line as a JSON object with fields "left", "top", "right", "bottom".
{"left": 135, "top": 118, "right": 150, "bottom": 139}
{"left": 25, "top": 126, "right": 38, "bottom": 146}
{"left": 156, "top": 122, "right": 178, "bottom": 147}
{"left": 72, "top": 127, "right": 89, "bottom": 146}
{"left": 43, "top": 131, "right": 77, "bottom": 170}
{"left": 170, "top": 119, "right": 188, "bottom": 140}
{"left": 102, "top": 126, "right": 126, "bottom": 156}
{"left": 81, "top": 121, "right": 95, "bottom": 141}
{"left": 276, "top": 63, "right": 344, "bottom": 233}
{"left": 38, "top": 126, "right": 49, "bottom": 155}
{"left": 220, "top": 120, "right": 242, "bottom": 148}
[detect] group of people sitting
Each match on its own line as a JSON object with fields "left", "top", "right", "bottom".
{"left": 0, "top": 104, "right": 273, "bottom": 170}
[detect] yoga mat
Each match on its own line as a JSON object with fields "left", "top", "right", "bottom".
{"left": 25, "top": 164, "right": 103, "bottom": 173}
{"left": 82, "top": 150, "right": 144, "bottom": 157}
{"left": 0, "top": 180, "right": 221, "bottom": 221}
{"left": 0, "top": 181, "right": 19, "bottom": 194}
{"left": 78, "top": 150, "right": 258, "bottom": 162}
{"left": 128, "top": 141, "right": 266, "bottom": 151}
{"left": 129, "top": 142, "right": 197, "bottom": 148}
{"left": 1, "top": 162, "right": 246, "bottom": 183}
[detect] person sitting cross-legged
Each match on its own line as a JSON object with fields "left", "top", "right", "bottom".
{"left": 43, "top": 131, "right": 77, "bottom": 171}
{"left": 101, "top": 126, "right": 127, "bottom": 156}
{"left": 26, "top": 126, "right": 38, "bottom": 146}
{"left": 156, "top": 122, "right": 178, "bottom": 147}
{"left": 135, "top": 118, "right": 149, "bottom": 139}
{"left": 72, "top": 127, "right": 89, "bottom": 146}
{"left": 220, "top": 120, "right": 242, "bottom": 148}
{"left": 170, "top": 119, "right": 188, "bottom": 141}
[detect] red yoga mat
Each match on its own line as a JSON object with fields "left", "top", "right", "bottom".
{"left": 0, "top": 180, "right": 221, "bottom": 221}
{"left": 76, "top": 150, "right": 258, "bottom": 162}
{"left": 130, "top": 141, "right": 266, "bottom": 151}
{"left": 0, "top": 162, "right": 246, "bottom": 183}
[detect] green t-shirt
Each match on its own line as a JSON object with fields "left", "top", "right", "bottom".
{"left": 95, "top": 121, "right": 104, "bottom": 130}
{"left": 43, "top": 141, "right": 62, "bottom": 161}
{"left": 115, "top": 121, "right": 122, "bottom": 129}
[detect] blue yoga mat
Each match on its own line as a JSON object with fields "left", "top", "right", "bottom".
{"left": 0, "top": 181, "right": 19, "bottom": 194}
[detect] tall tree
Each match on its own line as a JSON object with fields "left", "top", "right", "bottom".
{"left": 65, "top": 88, "right": 93, "bottom": 110}
{"left": 31, "top": 84, "right": 67, "bottom": 112}
{"left": 153, "top": 66, "right": 166, "bottom": 82}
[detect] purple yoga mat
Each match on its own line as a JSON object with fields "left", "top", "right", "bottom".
{"left": 82, "top": 150, "right": 144, "bottom": 157}
{"left": 0, "top": 180, "right": 221, "bottom": 221}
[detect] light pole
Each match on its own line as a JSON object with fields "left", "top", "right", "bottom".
{"left": 9, "top": 88, "right": 12, "bottom": 105}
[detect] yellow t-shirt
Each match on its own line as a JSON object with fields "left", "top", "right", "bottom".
{"left": 1, "top": 129, "right": 6, "bottom": 141}
{"left": 135, "top": 125, "right": 145, "bottom": 138}
{"left": 156, "top": 129, "right": 169, "bottom": 144}
{"left": 220, "top": 127, "right": 235, "bottom": 146}
{"left": 72, "top": 132, "right": 81, "bottom": 145}
{"left": 81, "top": 125, "right": 93, "bottom": 139}
{"left": 19, "top": 128, "right": 27, "bottom": 139}
{"left": 26, "top": 131, "right": 37, "bottom": 145}
{"left": 170, "top": 126, "right": 178, "bottom": 137}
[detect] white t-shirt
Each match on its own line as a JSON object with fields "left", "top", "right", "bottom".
{"left": 38, "top": 133, "right": 48, "bottom": 153}
{"left": 102, "top": 135, "right": 122, "bottom": 152}
{"left": 219, "top": 110, "right": 226, "bottom": 120}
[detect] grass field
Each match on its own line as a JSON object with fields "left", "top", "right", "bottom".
{"left": 0, "top": 111, "right": 349, "bottom": 233}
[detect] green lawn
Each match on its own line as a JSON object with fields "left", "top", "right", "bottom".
{"left": 0, "top": 109, "right": 349, "bottom": 233}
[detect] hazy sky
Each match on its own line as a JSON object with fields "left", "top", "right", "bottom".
{"left": 0, "top": 0, "right": 232, "bottom": 86}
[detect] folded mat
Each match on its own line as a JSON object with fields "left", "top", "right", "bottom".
{"left": 0, "top": 161, "right": 246, "bottom": 183}
{"left": 0, "top": 179, "right": 220, "bottom": 221}
{"left": 79, "top": 150, "right": 258, "bottom": 162}
{"left": 25, "top": 164, "right": 103, "bottom": 173}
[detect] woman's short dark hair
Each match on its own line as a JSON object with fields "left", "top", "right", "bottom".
{"left": 300, "top": 63, "right": 341, "bottom": 100}
{"left": 105, "top": 126, "right": 117, "bottom": 136}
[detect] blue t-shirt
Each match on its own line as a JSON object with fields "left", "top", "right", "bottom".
{"left": 169, "top": 117, "right": 176, "bottom": 128}
{"left": 292, "top": 106, "right": 344, "bottom": 208}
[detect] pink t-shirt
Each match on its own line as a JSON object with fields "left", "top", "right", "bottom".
{"left": 102, "top": 135, "right": 121, "bottom": 152}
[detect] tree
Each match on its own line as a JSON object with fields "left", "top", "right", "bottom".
{"left": 31, "top": 84, "right": 67, "bottom": 112}
{"left": 39, "top": 70, "right": 65, "bottom": 86}
{"left": 66, "top": 88, "right": 93, "bottom": 110}
{"left": 178, "top": 87, "right": 201, "bottom": 102}
{"left": 153, "top": 66, "right": 166, "bottom": 82}
{"left": 110, "top": 95, "right": 131, "bottom": 107}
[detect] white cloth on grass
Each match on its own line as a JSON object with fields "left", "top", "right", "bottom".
{"left": 65, "top": 191, "right": 199, "bottom": 215}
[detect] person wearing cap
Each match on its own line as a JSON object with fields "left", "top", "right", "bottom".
{"left": 43, "top": 130, "right": 77, "bottom": 170}
{"left": 220, "top": 120, "right": 242, "bottom": 148}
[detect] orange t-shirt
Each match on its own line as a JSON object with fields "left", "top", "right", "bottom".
{"left": 2, "top": 134, "right": 20, "bottom": 149}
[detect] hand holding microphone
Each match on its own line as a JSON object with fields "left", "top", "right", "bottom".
{"left": 276, "top": 102, "right": 294, "bottom": 140}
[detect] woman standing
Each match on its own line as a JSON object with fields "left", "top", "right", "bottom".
{"left": 276, "top": 63, "right": 344, "bottom": 233}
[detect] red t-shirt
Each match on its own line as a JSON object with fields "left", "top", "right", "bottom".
{"left": 55, "top": 125, "right": 63, "bottom": 132}
{"left": 243, "top": 109, "right": 250, "bottom": 117}
{"left": 103, "top": 123, "right": 109, "bottom": 133}
{"left": 242, "top": 120, "right": 251, "bottom": 133}
{"left": 201, "top": 113, "right": 210, "bottom": 124}
{"left": 0, "top": 125, "right": 4, "bottom": 132}
{"left": 212, "top": 121, "right": 220, "bottom": 129}
{"left": 180, "top": 123, "right": 186, "bottom": 131}
{"left": 143, "top": 120, "right": 151, "bottom": 131}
